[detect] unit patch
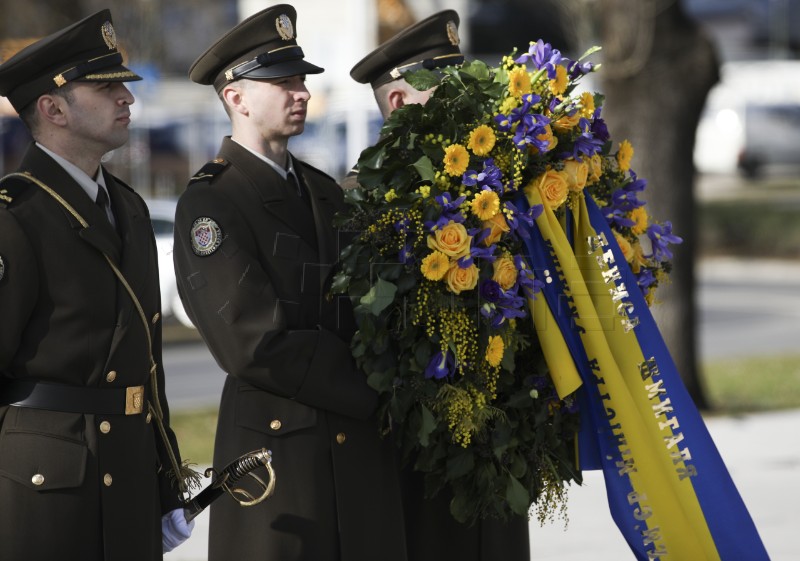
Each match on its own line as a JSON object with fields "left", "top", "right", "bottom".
{"left": 190, "top": 217, "right": 223, "bottom": 256}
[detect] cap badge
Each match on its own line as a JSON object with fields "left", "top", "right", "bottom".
{"left": 276, "top": 14, "right": 294, "bottom": 41}
{"left": 101, "top": 21, "right": 117, "bottom": 50}
{"left": 446, "top": 20, "right": 460, "bottom": 46}
{"left": 190, "top": 217, "right": 223, "bottom": 257}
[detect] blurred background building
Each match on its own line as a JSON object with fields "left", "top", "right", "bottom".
{"left": 3, "top": 0, "right": 796, "bottom": 193}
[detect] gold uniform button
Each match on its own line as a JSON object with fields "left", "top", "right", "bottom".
{"left": 103, "top": 474, "right": 113, "bottom": 487}
{"left": 336, "top": 433, "right": 346, "bottom": 445}
{"left": 269, "top": 420, "right": 282, "bottom": 431}
{"left": 31, "top": 474, "right": 45, "bottom": 486}
{"left": 99, "top": 421, "right": 111, "bottom": 434}
{"left": 106, "top": 371, "right": 117, "bottom": 383}
{"left": 151, "top": 312, "right": 160, "bottom": 324}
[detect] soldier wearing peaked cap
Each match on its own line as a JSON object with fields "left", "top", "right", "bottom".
{"left": 0, "top": 10, "right": 195, "bottom": 560}
{"left": 346, "top": 11, "right": 531, "bottom": 561}
{"left": 173, "top": 5, "right": 408, "bottom": 561}
{"left": 341, "top": 9, "right": 466, "bottom": 189}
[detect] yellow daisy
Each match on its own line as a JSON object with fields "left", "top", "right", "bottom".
{"left": 617, "top": 140, "right": 634, "bottom": 172}
{"left": 443, "top": 144, "right": 469, "bottom": 177}
{"left": 630, "top": 206, "right": 649, "bottom": 235}
{"left": 580, "top": 91, "right": 595, "bottom": 118}
{"left": 485, "top": 335, "right": 504, "bottom": 367}
{"left": 508, "top": 67, "right": 532, "bottom": 98}
{"left": 467, "top": 125, "right": 496, "bottom": 156}
{"left": 548, "top": 65, "right": 568, "bottom": 96}
{"left": 421, "top": 251, "right": 450, "bottom": 281}
{"left": 471, "top": 190, "right": 500, "bottom": 220}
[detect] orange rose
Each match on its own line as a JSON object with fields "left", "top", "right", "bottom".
{"left": 553, "top": 112, "right": 581, "bottom": 133}
{"left": 445, "top": 263, "right": 479, "bottom": 294}
{"left": 427, "top": 220, "right": 472, "bottom": 259}
{"left": 492, "top": 256, "right": 518, "bottom": 290}
{"left": 527, "top": 170, "right": 568, "bottom": 210}
{"left": 614, "top": 231, "right": 634, "bottom": 263}
{"left": 482, "top": 213, "right": 510, "bottom": 246}
{"left": 563, "top": 159, "right": 589, "bottom": 192}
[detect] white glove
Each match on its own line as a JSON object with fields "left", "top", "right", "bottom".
{"left": 162, "top": 508, "right": 195, "bottom": 553}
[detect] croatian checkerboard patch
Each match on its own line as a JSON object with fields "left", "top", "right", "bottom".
{"left": 190, "top": 217, "right": 223, "bottom": 256}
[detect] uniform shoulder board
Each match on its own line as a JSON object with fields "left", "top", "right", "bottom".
{"left": 188, "top": 158, "right": 229, "bottom": 186}
{"left": 0, "top": 173, "right": 34, "bottom": 209}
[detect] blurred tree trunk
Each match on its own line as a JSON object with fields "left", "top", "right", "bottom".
{"left": 595, "top": 0, "right": 719, "bottom": 409}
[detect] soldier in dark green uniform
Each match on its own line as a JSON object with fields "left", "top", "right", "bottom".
{"left": 172, "top": 5, "right": 407, "bottom": 561}
{"left": 0, "top": 10, "right": 194, "bottom": 560}
{"left": 347, "top": 11, "right": 532, "bottom": 561}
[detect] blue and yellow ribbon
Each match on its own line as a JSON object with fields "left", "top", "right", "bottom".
{"left": 517, "top": 187, "right": 770, "bottom": 561}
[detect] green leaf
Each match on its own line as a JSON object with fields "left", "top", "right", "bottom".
{"left": 412, "top": 156, "right": 435, "bottom": 182}
{"left": 505, "top": 474, "right": 531, "bottom": 516}
{"left": 359, "top": 277, "right": 397, "bottom": 316}
{"left": 446, "top": 448, "right": 475, "bottom": 479}
{"left": 405, "top": 68, "right": 441, "bottom": 91}
{"left": 359, "top": 144, "right": 386, "bottom": 169}
{"left": 418, "top": 404, "right": 436, "bottom": 447}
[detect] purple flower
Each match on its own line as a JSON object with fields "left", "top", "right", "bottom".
{"left": 425, "top": 350, "right": 455, "bottom": 379}
{"left": 636, "top": 268, "right": 657, "bottom": 290}
{"left": 480, "top": 279, "right": 502, "bottom": 303}
{"left": 590, "top": 115, "right": 610, "bottom": 143}
{"left": 462, "top": 159, "right": 504, "bottom": 192}
{"left": 566, "top": 59, "right": 594, "bottom": 79}
{"left": 398, "top": 244, "right": 414, "bottom": 265}
{"left": 516, "top": 39, "right": 563, "bottom": 79}
{"left": 647, "top": 222, "right": 683, "bottom": 262}
{"left": 425, "top": 192, "right": 467, "bottom": 230}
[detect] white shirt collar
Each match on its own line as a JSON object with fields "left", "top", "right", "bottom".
{"left": 35, "top": 142, "right": 108, "bottom": 201}
{"left": 232, "top": 139, "right": 296, "bottom": 180}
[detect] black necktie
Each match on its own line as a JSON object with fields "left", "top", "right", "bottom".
{"left": 95, "top": 186, "right": 114, "bottom": 226}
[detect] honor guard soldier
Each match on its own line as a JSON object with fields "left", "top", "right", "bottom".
{"left": 347, "top": 11, "right": 532, "bottom": 561}
{"left": 0, "top": 10, "right": 195, "bottom": 560}
{"left": 173, "top": 5, "right": 407, "bottom": 561}
{"left": 341, "top": 9, "right": 466, "bottom": 190}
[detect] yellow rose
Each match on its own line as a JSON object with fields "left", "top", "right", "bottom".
{"left": 613, "top": 231, "right": 634, "bottom": 263}
{"left": 482, "top": 213, "right": 511, "bottom": 246}
{"left": 526, "top": 170, "right": 569, "bottom": 210}
{"left": 445, "top": 262, "right": 479, "bottom": 294}
{"left": 427, "top": 220, "right": 472, "bottom": 259}
{"left": 588, "top": 154, "right": 603, "bottom": 184}
{"left": 553, "top": 112, "right": 581, "bottom": 133}
{"left": 562, "top": 159, "right": 589, "bottom": 193}
{"left": 492, "top": 255, "right": 518, "bottom": 290}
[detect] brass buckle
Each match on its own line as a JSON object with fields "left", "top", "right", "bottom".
{"left": 125, "top": 385, "right": 144, "bottom": 415}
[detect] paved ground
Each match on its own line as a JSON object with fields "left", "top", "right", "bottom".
{"left": 165, "top": 409, "right": 798, "bottom": 561}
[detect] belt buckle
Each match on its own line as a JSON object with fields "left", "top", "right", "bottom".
{"left": 125, "top": 385, "right": 145, "bottom": 415}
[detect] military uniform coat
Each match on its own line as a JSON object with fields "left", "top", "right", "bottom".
{"left": 173, "top": 137, "right": 407, "bottom": 561}
{"left": 0, "top": 144, "right": 184, "bottom": 561}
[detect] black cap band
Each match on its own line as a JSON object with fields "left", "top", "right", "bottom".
{"left": 223, "top": 46, "right": 305, "bottom": 82}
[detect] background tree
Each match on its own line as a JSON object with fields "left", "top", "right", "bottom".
{"left": 592, "top": 0, "right": 720, "bottom": 408}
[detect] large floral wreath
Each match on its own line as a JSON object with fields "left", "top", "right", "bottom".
{"left": 332, "top": 40, "right": 681, "bottom": 526}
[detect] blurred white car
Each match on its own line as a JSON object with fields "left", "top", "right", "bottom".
{"left": 145, "top": 198, "right": 194, "bottom": 328}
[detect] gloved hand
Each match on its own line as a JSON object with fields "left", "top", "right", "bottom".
{"left": 162, "top": 508, "right": 195, "bottom": 553}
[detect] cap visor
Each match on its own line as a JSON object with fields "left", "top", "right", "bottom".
{"left": 242, "top": 59, "right": 324, "bottom": 80}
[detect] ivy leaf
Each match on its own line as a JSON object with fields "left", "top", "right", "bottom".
{"left": 505, "top": 474, "right": 531, "bottom": 516}
{"left": 418, "top": 404, "right": 436, "bottom": 447}
{"left": 412, "top": 156, "right": 435, "bottom": 182}
{"left": 446, "top": 448, "right": 475, "bottom": 479}
{"left": 359, "top": 277, "right": 397, "bottom": 316}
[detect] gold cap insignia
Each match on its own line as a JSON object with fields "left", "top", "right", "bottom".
{"left": 446, "top": 20, "right": 459, "bottom": 46}
{"left": 276, "top": 14, "right": 294, "bottom": 41}
{"left": 101, "top": 21, "right": 117, "bottom": 50}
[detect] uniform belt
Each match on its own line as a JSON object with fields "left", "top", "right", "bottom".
{"left": 0, "top": 379, "right": 147, "bottom": 415}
